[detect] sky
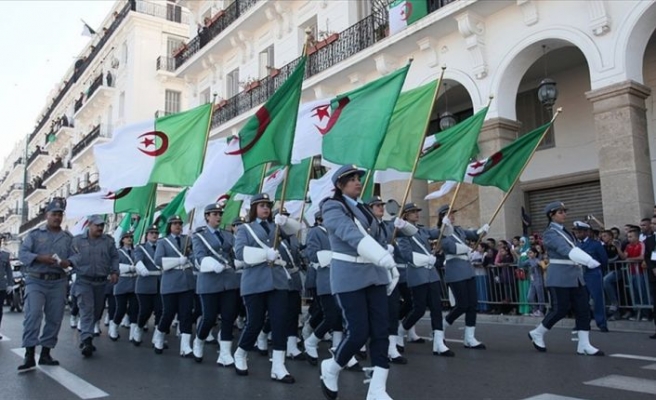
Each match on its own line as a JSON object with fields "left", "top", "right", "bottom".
{"left": 0, "top": 0, "right": 115, "bottom": 170}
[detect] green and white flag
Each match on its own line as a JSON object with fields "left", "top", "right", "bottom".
{"left": 389, "top": 0, "right": 428, "bottom": 36}
{"left": 155, "top": 188, "right": 188, "bottom": 234}
{"left": 65, "top": 184, "right": 156, "bottom": 218}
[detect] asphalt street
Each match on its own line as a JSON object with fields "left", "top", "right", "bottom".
{"left": 1, "top": 308, "right": 655, "bottom": 400}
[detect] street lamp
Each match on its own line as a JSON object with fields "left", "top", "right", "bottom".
{"left": 537, "top": 45, "right": 558, "bottom": 112}
{"left": 439, "top": 82, "right": 457, "bottom": 130}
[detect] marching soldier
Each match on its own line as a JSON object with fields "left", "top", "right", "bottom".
{"left": 68, "top": 215, "right": 120, "bottom": 358}
{"left": 152, "top": 215, "right": 195, "bottom": 357}
{"left": 192, "top": 203, "right": 240, "bottom": 366}
{"left": 233, "top": 193, "right": 300, "bottom": 383}
{"left": 529, "top": 202, "right": 604, "bottom": 355}
{"left": 110, "top": 231, "right": 139, "bottom": 342}
{"left": 17, "top": 198, "right": 75, "bottom": 371}
{"left": 439, "top": 204, "right": 488, "bottom": 349}
{"left": 320, "top": 165, "right": 397, "bottom": 400}
{"left": 0, "top": 242, "right": 11, "bottom": 340}
{"left": 133, "top": 224, "right": 162, "bottom": 347}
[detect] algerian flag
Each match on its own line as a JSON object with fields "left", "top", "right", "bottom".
{"left": 219, "top": 195, "right": 243, "bottom": 230}
{"left": 414, "top": 107, "right": 488, "bottom": 182}
{"left": 113, "top": 214, "right": 135, "bottom": 247}
{"left": 321, "top": 64, "right": 409, "bottom": 169}
{"left": 155, "top": 188, "right": 188, "bottom": 234}
{"left": 69, "top": 217, "right": 90, "bottom": 236}
{"left": 95, "top": 104, "right": 212, "bottom": 191}
{"left": 465, "top": 122, "right": 552, "bottom": 191}
{"left": 424, "top": 180, "right": 458, "bottom": 200}
{"left": 291, "top": 98, "right": 332, "bottom": 164}
{"left": 279, "top": 157, "right": 313, "bottom": 201}
{"left": 65, "top": 184, "right": 156, "bottom": 218}
{"left": 227, "top": 57, "right": 306, "bottom": 172}
{"left": 389, "top": 0, "right": 428, "bottom": 36}
{"left": 81, "top": 20, "right": 96, "bottom": 37}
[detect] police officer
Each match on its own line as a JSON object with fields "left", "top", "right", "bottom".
{"left": 133, "top": 224, "right": 162, "bottom": 347}
{"left": 152, "top": 215, "right": 195, "bottom": 357}
{"left": 320, "top": 165, "right": 396, "bottom": 400}
{"left": 68, "top": 215, "right": 120, "bottom": 358}
{"left": 110, "top": 231, "right": 139, "bottom": 342}
{"left": 18, "top": 198, "right": 75, "bottom": 372}
{"left": 1, "top": 238, "right": 14, "bottom": 340}
{"left": 192, "top": 202, "right": 240, "bottom": 366}
{"left": 233, "top": 193, "right": 299, "bottom": 383}
{"left": 529, "top": 202, "right": 604, "bottom": 355}
{"left": 572, "top": 221, "right": 609, "bottom": 332}
{"left": 301, "top": 213, "right": 323, "bottom": 341}
{"left": 439, "top": 204, "right": 488, "bottom": 349}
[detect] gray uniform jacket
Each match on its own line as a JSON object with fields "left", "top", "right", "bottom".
{"left": 0, "top": 251, "right": 12, "bottom": 290}
{"left": 279, "top": 235, "right": 303, "bottom": 292}
{"left": 155, "top": 234, "right": 195, "bottom": 295}
{"left": 234, "top": 220, "right": 290, "bottom": 296}
{"left": 193, "top": 226, "right": 240, "bottom": 294}
{"left": 441, "top": 226, "right": 479, "bottom": 284}
{"left": 379, "top": 220, "right": 408, "bottom": 283}
{"left": 543, "top": 222, "right": 585, "bottom": 288}
{"left": 321, "top": 197, "right": 389, "bottom": 294}
{"left": 69, "top": 233, "right": 119, "bottom": 283}
{"left": 398, "top": 225, "right": 440, "bottom": 288}
{"left": 114, "top": 246, "right": 136, "bottom": 295}
{"left": 134, "top": 241, "right": 159, "bottom": 294}
{"left": 19, "top": 226, "right": 74, "bottom": 275}
{"left": 304, "top": 225, "right": 332, "bottom": 296}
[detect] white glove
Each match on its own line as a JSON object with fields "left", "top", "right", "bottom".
{"left": 379, "top": 253, "right": 396, "bottom": 269}
{"left": 5, "top": 287, "right": 12, "bottom": 295}
{"left": 129, "top": 265, "right": 136, "bottom": 272}
{"left": 393, "top": 218, "right": 407, "bottom": 229}
{"left": 442, "top": 216, "right": 452, "bottom": 226}
{"left": 477, "top": 223, "right": 490, "bottom": 235}
{"left": 213, "top": 261, "right": 226, "bottom": 274}
{"left": 587, "top": 259, "right": 600, "bottom": 269}
{"left": 386, "top": 244, "right": 394, "bottom": 255}
{"left": 135, "top": 262, "right": 149, "bottom": 277}
{"left": 266, "top": 248, "right": 279, "bottom": 262}
{"left": 387, "top": 266, "right": 399, "bottom": 296}
{"left": 178, "top": 256, "right": 188, "bottom": 266}
{"left": 428, "top": 255, "right": 437, "bottom": 267}
{"left": 274, "top": 214, "right": 288, "bottom": 226}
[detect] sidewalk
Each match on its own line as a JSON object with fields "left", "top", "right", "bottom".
{"left": 475, "top": 313, "right": 655, "bottom": 333}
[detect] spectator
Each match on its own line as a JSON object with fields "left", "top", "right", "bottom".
{"left": 601, "top": 229, "right": 622, "bottom": 320}
{"left": 524, "top": 247, "right": 546, "bottom": 317}
{"left": 639, "top": 218, "right": 653, "bottom": 242}
{"left": 512, "top": 237, "right": 531, "bottom": 315}
{"left": 644, "top": 215, "right": 656, "bottom": 338}
{"left": 471, "top": 243, "right": 489, "bottom": 313}
{"left": 621, "top": 229, "right": 647, "bottom": 320}
{"left": 494, "top": 244, "right": 516, "bottom": 315}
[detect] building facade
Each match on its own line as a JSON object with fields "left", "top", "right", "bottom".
{"left": 173, "top": 0, "right": 656, "bottom": 238}
{"left": 0, "top": 0, "right": 191, "bottom": 256}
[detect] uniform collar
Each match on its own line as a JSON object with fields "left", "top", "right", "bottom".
{"left": 343, "top": 196, "right": 358, "bottom": 206}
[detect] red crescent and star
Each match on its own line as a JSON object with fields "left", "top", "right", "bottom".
{"left": 138, "top": 131, "right": 169, "bottom": 157}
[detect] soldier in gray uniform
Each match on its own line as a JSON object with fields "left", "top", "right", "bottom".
{"left": 68, "top": 215, "right": 119, "bottom": 358}
{"left": 192, "top": 202, "right": 240, "bottom": 366}
{"left": 110, "top": 231, "right": 138, "bottom": 343}
{"left": 319, "top": 165, "right": 397, "bottom": 400}
{"left": 397, "top": 203, "right": 453, "bottom": 357}
{"left": 439, "top": 204, "right": 488, "bottom": 349}
{"left": 301, "top": 214, "right": 323, "bottom": 341}
{"left": 1, "top": 240, "right": 14, "bottom": 339}
{"left": 529, "top": 202, "right": 604, "bottom": 355}
{"left": 233, "top": 193, "right": 300, "bottom": 384}
{"left": 17, "top": 198, "right": 75, "bottom": 372}
{"left": 133, "top": 224, "right": 162, "bottom": 347}
{"left": 152, "top": 215, "right": 196, "bottom": 357}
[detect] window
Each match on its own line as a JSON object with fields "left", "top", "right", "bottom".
{"left": 167, "top": 37, "right": 184, "bottom": 57}
{"left": 165, "top": 90, "right": 182, "bottom": 114}
{"left": 226, "top": 68, "right": 240, "bottom": 98}
{"left": 166, "top": 2, "right": 182, "bottom": 23}
{"left": 259, "top": 45, "right": 275, "bottom": 79}
{"left": 121, "top": 42, "right": 128, "bottom": 65}
{"left": 118, "top": 92, "right": 125, "bottom": 119}
{"left": 516, "top": 89, "right": 555, "bottom": 149}
{"left": 200, "top": 87, "right": 211, "bottom": 104}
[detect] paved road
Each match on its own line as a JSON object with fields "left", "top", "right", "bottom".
{"left": 1, "top": 308, "right": 655, "bottom": 400}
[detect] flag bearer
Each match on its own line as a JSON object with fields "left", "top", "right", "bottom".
{"left": 133, "top": 224, "right": 162, "bottom": 347}
{"left": 109, "top": 232, "right": 139, "bottom": 343}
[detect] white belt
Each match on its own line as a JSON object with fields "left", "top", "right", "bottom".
{"left": 445, "top": 254, "right": 469, "bottom": 261}
{"left": 173, "top": 264, "right": 193, "bottom": 271}
{"left": 396, "top": 263, "right": 407, "bottom": 269}
{"left": 332, "top": 253, "right": 369, "bottom": 264}
{"left": 147, "top": 271, "right": 162, "bottom": 277}
{"left": 119, "top": 273, "right": 137, "bottom": 277}
{"left": 549, "top": 259, "right": 578, "bottom": 265}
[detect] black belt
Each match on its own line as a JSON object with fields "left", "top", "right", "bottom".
{"left": 78, "top": 276, "right": 108, "bottom": 283}
{"left": 28, "top": 272, "right": 65, "bottom": 281}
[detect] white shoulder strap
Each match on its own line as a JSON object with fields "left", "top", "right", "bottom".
{"left": 138, "top": 244, "right": 156, "bottom": 266}
{"left": 118, "top": 249, "right": 134, "bottom": 265}
{"left": 196, "top": 233, "right": 228, "bottom": 263}
{"left": 243, "top": 224, "right": 272, "bottom": 250}
{"left": 318, "top": 226, "right": 327, "bottom": 234}
{"left": 163, "top": 237, "right": 184, "bottom": 257}
{"left": 411, "top": 235, "right": 431, "bottom": 256}
{"left": 551, "top": 227, "right": 576, "bottom": 248}
{"left": 450, "top": 233, "right": 466, "bottom": 246}
{"left": 280, "top": 240, "right": 297, "bottom": 269}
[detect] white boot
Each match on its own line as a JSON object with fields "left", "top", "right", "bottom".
{"left": 77, "top": 318, "right": 82, "bottom": 331}
{"left": 366, "top": 366, "right": 393, "bottom": 400}
{"left": 388, "top": 335, "right": 407, "bottom": 364}
{"left": 180, "top": 333, "right": 193, "bottom": 357}
{"left": 217, "top": 340, "right": 235, "bottom": 366}
{"left": 304, "top": 333, "right": 320, "bottom": 363}
{"left": 407, "top": 326, "right": 424, "bottom": 343}
{"left": 302, "top": 321, "right": 313, "bottom": 340}
{"left": 320, "top": 358, "right": 342, "bottom": 399}
{"left": 93, "top": 321, "right": 101, "bottom": 336}
{"left": 234, "top": 347, "right": 248, "bottom": 375}
{"left": 271, "top": 350, "right": 295, "bottom": 383}
{"left": 235, "top": 316, "right": 245, "bottom": 330}
{"left": 577, "top": 330, "right": 604, "bottom": 356}
{"left": 256, "top": 331, "right": 269, "bottom": 355}
{"left": 70, "top": 314, "right": 78, "bottom": 328}
{"left": 432, "top": 330, "right": 454, "bottom": 357}
{"left": 463, "top": 326, "right": 486, "bottom": 349}
{"left": 397, "top": 323, "right": 406, "bottom": 349}
{"left": 286, "top": 336, "right": 304, "bottom": 359}
{"left": 192, "top": 337, "right": 204, "bottom": 362}
{"left": 346, "top": 355, "right": 360, "bottom": 370}
{"left": 153, "top": 329, "right": 166, "bottom": 354}
{"left": 133, "top": 325, "right": 143, "bottom": 345}
{"left": 529, "top": 324, "right": 548, "bottom": 352}
{"left": 108, "top": 321, "right": 119, "bottom": 341}
{"left": 205, "top": 331, "right": 217, "bottom": 344}
{"left": 103, "top": 313, "right": 109, "bottom": 326}
{"left": 331, "top": 331, "right": 343, "bottom": 350}
{"left": 129, "top": 323, "right": 138, "bottom": 343}
{"left": 120, "top": 314, "right": 130, "bottom": 328}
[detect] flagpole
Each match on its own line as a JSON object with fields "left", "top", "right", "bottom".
{"left": 472, "top": 107, "right": 563, "bottom": 249}
{"left": 138, "top": 184, "right": 158, "bottom": 244}
{"left": 390, "top": 67, "right": 446, "bottom": 243}
{"left": 296, "top": 156, "right": 315, "bottom": 235}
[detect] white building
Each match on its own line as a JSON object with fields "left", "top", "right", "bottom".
{"left": 0, "top": 0, "right": 191, "bottom": 256}
{"left": 173, "top": 0, "right": 656, "bottom": 238}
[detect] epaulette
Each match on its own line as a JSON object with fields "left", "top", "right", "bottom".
{"left": 195, "top": 226, "right": 207, "bottom": 233}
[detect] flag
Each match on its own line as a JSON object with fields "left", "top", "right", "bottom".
{"left": 291, "top": 98, "right": 332, "bottom": 164}
{"left": 388, "top": 0, "right": 429, "bottom": 36}
{"left": 113, "top": 214, "right": 134, "bottom": 246}
{"left": 155, "top": 189, "right": 188, "bottom": 234}
{"left": 81, "top": 20, "right": 96, "bottom": 37}
{"left": 47, "top": 133, "right": 57, "bottom": 143}
{"left": 279, "top": 157, "right": 312, "bottom": 201}
{"left": 69, "top": 217, "right": 90, "bottom": 236}
{"left": 374, "top": 80, "right": 437, "bottom": 173}
{"left": 465, "top": 122, "right": 551, "bottom": 191}
{"left": 95, "top": 103, "right": 212, "bottom": 191}
{"left": 414, "top": 107, "right": 488, "bottom": 182}
{"left": 65, "top": 184, "right": 156, "bottom": 218}
{"left": 219, "top": 195, "right": 243, "bottom": 230}
{"left": 227, "top": 57, "right": 306, "bottom": 171}
{"left": 424, "top": 181, "right": 457, "bottom": 200}
{"left": 321, "top": 65, "right": 409, "bottom": 168}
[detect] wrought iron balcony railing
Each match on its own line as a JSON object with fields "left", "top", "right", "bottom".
{"left": 26, "top": 148, "right": 48, "bottom": 167}
{"left": 71, "top": 124, "right": 112, "bottom": 159}
{"left": 19, "top": 212, "right": 47, "bottom": 233}
{"left": 156, "top": 56, "right": 176, "bottom": 72}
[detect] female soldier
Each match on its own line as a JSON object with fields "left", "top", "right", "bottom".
{"left": 110, "top": 232, "right": 138, "bottom": 343}
{"left": 133, "top": 224, "right": 162, "bottom": 347}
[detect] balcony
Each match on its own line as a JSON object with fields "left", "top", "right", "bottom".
{"left": 8, "top": 183, "right": 24, "bottom": 194}
{"left": 156, "top": 56, "right": 176, "bottom": 72}
{"left": 25, "top": 180, "right": 47, "bottom": 201}
{"left": 19, "top": 212, "right": 47, "bottom": 234}
{"left": 174, "top": 0, "right": 261, "bottom": 70}
{"left": 5, "top": 208, "right": 23, "bottom": 222}
{"left": 42, "top": 158, "right": 72, "bottom": 187}
{"left": 71, "top": 124, "right": 112, "bottom": 164}
{"left": 74, "top": 73, "right": 115, "bottom": 121}
{"left": 26, "top": 148, "right": 49, "bottom": 171}
{"left": 135, "top": 1, "right": 189, "bottom": 24}
{"left": 76, "top": 180, "right": 100, "bottom": 195}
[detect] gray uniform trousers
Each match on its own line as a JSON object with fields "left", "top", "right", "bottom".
{"left": 22, "top": 277, "right": 68, "bottom": 348}
{"left": 74, "top": 279, "right": 107, "bottom": 342}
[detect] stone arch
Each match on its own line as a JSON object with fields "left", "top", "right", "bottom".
{"left": 615, "top": 1, "right": 656, "bottom": 84}
{"left": 490, "top": 27, "right": 604, "bottom": 120}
